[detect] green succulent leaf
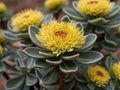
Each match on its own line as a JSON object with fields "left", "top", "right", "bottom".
{"left": 5, "top": 76, "right": 25, "bottom": 89}
{"left": 62, "top": 53, "right": 79, "bottom": 61}
{"left": 42, "top": 14, "right": 53, "bottom": 24}
{"left": 26, "top": 74, "right": 38, "bottom": 86}
{"left": 23, "top": 47, "right": 45, "bottom": 59}
{"left": 63, "top": 8, "right": 85, "bottom": 21}
{"left": 102, "top": 41, "right": 117, "bottom": 51}
{"left": 16, "top": 33, "right": 29, "bottom": 39}
{"left": 46, "top": 59, "right": 62, "bottom": 65}
{"left": 64, "top": 80, "right": 75, "bottom": 90}
{"left": 40, "top": 83, "right": 59, "bottom": 90}
{"left": 77, "top": 51, "right": 103, "bottom": 64}
{"left": 106, "top": 6, "right": 120, "bottom": 19}
{"left": 2, "top": 31, "right": 20, "bottom": 40}
{"left": 19, "top": 40, "right": 33, "bottom": 47}
{"left": 28, "top": 25, "right": 44, "bottom": 48}
{"left": 35, "top": 60, "right": 50, "bottom": 68}
{"left": 75, "top": 74, "right": 87, "bottom": 83}
{"left": 105, "top": 20, "right": 120, "bottom": 28}
{"left": 88, "top": 18, "right": 109, "bottom": 25}
{"left": 7, "top": 19, "right": 13, "bottom": 31}
{"left": 41, "top": 67, "right": 59, "bottom": 84}
{"left": 0, "top": 62, "right": 6, "bottom": 72}
{"left": 105, "top": 56, "right": 114, "bottom": 71}
{"left": 59, "top": 61, "right": 78, "bottom": 73}
{"left": 87, "top": 83, "right": 95, "bottom": 90}
{"left": 104, "top": 35, "right": 118, "bottom": 46}
{"left": 61, "top": 15, "right": 71, "bottom": 22}
{"left": 77, "top": 34, "right": 97, "bottom": 51}
{"left": 39, "top": 50, "right": 55, "bottom": 58}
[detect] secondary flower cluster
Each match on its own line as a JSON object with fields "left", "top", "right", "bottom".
{"left": 77, "top": 0, "right": 111, "bottom": 17}
{"left": 11, "top": 9, "right": 43, "bottom": 32}
{"left": 0, "top": 2, "right": 6, "bottom": 13}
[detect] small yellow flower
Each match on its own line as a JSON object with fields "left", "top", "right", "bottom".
{"left": 0, "top": 2, "right": 6, "bottom": 13}
{"left": 45, "top": 0, "right": 65, "bottom": 10}
{"left": 112, "top": 62, "right": 120, "bottom": 80}
{"left": 88, "top": 65, "right": 111, "bottom": 86}
{"left": 0, "top": 34, "right": 5, "bottom": 44}
{"left": 11, "top": 9, "right": 43, "bottom": 32}
{"left": 36, "top": 21, "right": 85, "bottom": 56}
{"left": 0, "top": 45, "right": 3, "bottom": 55}
{"left": 77, "top": 0, "right": 111, "bottom": 17}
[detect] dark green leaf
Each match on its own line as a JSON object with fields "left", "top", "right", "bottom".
{"left": 42, "top": 67, "right": 59, "bottom": 84}
{"left": 77, "top": 51, "right": 103, "bottom": 64}
{"left": 23, "top": 47, "right": 45, "bottom": 59}
{"left": 5, "top": 76, "right": 25, "bottom": 89}
{"left": 59, "top": 61, "right": 78, "bottom": 73}
{"left": 26, "top": 74, "right": 38, "bottom": 86}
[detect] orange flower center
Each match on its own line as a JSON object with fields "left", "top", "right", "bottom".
{"left": 23, "top": 15, "right": 30, "bottom": 18}
{"left": 96, "top": 70, "right": 104, "bottom": 77}
{"left": 88, "top": 1, "right": 98, "bottom": 4}
{"left": 55, "top": 31, "right": 67, "bottom": 38}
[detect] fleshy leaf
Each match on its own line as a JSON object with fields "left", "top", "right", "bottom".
{"left": 28, "top": 25, "right": 44, "bottom": 48}
{"left": 42, "top": 14, "right": 53, "bottom": 24}
{"left": 35, "top": 60, "right": 51, "bottom": 68}
{"left": 2, "top": 31, "right": 20, "bottom": 41}
{"left": 5, "top": 76, "right": 25, "bottom": 89}
{"left": 23, "top": 47, "right": 45, "bottom": 59}
{"left": 88, "top": 18, "right": 109, "bottom": 25}
{"left": 61, "top": 15, "right": 70, "bottom": 22}
{"left": 46, "top": 59, "right": 62, "bottom": 65}
{"left": 77, "top": 51, "right": 103, "bottom": 64}
{"left": 59, "top": 61, "right": 78, "bottom": 73}
{"left": 63, "top": 8, "right": 85, "bottom": 21}
{"left": 41, "top": 68, "right": 59, "bottom": 84}
{"left": 77, "top": 34, "right": 97, "bottom": 51}
{"left": 26, "top": 74, "right": 38, "bottom": 86}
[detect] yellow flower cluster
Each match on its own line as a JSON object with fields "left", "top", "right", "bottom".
{"left": 45, "top": 0, "right": 65, "bottom": 10}
{"left": 77, "top": 0, "right": 111, "bottom": 17}
{"left": 0, "top": 34, "right": 5, "bottom": 44}
{"left": 11, "top": 9, "right": 43, "bottom": 32}
{"left": 0, "top": 45, "right": 3, "bottom": 55}
{"left": 0, "top": 2, "right": 6, "bottom": 13}
{"left": 88, "top": 65, "right": 111, "bottom": 86}
{"left": 112, "top": 62, "right": 120, "bottom": 80}
{"left": 36, "top": 21, "right": 85, "bottom": 56}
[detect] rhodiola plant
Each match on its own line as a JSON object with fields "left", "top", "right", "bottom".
{"left": 1, "top": 0, "right": 120, "bottom": 90}
{"left": 63, "top": 0, "right": 120, "bottom": 51}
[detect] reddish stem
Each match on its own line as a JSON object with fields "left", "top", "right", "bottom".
{"left": 59, "top": 71, "right": 65, "bottom": 90}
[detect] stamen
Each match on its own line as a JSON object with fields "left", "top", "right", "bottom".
{"left": 55, "top": 31, "right": 67, "bottom": 38}
{"left": 96, "top": 70, "right": 104, "bottom": 77}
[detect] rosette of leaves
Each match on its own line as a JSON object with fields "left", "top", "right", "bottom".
{"left": 5, "top": 50, "right": 39, "bottom": 90}
{"left": 104, "top": 53, "right": 120, "bottom": 90}
{"left": 23, "top": 16, "right": 103, "bottom": 89}
{"left": 63, "top": 1, "right": 120, "bottom": 51}
{"left": 101, "top": 26, "right": 120, "bottom": 51}
{"left": 2, "top": 14, "right": 53, "bottom": 47}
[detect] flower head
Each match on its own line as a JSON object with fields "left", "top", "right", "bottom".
{"left": 77, "top": 0, "right": 111, "bottom": 17}
{"left": 0, "top": 45, "right": 3, "bottom": 55}
{"left": 88, "top": 65, "right": 111, "bottom": 86}
{"left": 0, "top": 34, "right": 5, "bottom": 44}
{"left": 36, "top": 21, "right": 85, "bottom": 56}
{"left": 112, "top": 62, "right": 120, "bottom": 80}
{"left": 45, "top": 0, "right": 65, "bottom": 10}
{"left": 11, "top": 9, "right": 43, "bottom": 32}
{"left": 0, "top": 2, "right": 6, "bottom": 13}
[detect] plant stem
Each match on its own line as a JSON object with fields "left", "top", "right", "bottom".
{"left": 59, "top": 71, "right": 65, "bottom": 90}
